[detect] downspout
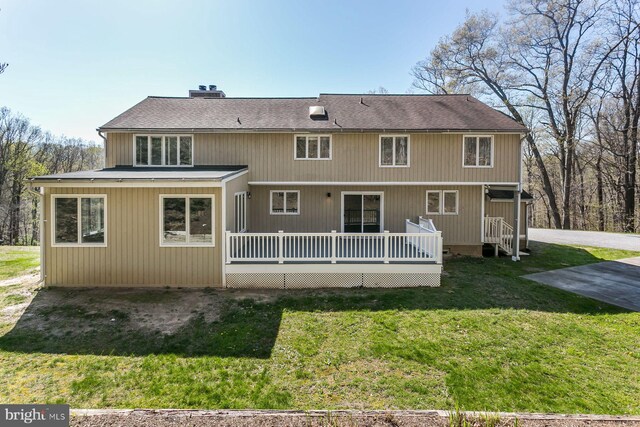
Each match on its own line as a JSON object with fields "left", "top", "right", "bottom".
{"left": 27, "top": 186, "right": 46, "bottom": 284}
{"left": 97, "top": 129, "right": 107, "bottom": 168}
{"left": 525, "top": 203, "right": 530, "bottom": 249}
{"left": 480, "top": 184, "right": 485, "bottom": 243}
{"left": 221, "top": 182, "right": 227, "bottom": 288}
{"left": 512, "top": 136, "right": 524, "bottom": 261}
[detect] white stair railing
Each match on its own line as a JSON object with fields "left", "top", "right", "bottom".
{"left": 418, "top": 216, "right": 437, "bottom": 233}
{"left": 483, "top": 217, "right": 513, "bottom": 254}
{"left": 405, "top": 218, "right": 442, "bottom": 262}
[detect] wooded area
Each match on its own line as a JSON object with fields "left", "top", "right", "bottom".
{"left": 0, "top": 107, "right": 102, "bottom": 245}
{"left": 412, "top": 0, "right": 640, "bottom": 232}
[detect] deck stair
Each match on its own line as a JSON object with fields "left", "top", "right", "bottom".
{"left": 484, "top": 216, "right": 514, "bottom": 256}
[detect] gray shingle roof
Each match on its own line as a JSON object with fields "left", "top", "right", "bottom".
{"left": 99, "top": 94, "right": 527, "bottom": 133}
{"left": 30, "top": 166, "right": 247, "bottom": 183}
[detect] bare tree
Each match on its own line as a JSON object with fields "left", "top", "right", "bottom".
{"left": 603, "top": 0, "right": 640, "bottom": 232}
{"left": 0, "top": 107, "right": 103, "bottom": 245}
{"left": 411, "top": 10, "right": 564, "bottom": 228}
{"left": 412, "top": 1, "right": 639, "bottom": 230}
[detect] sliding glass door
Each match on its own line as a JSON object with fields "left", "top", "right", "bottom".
{"left": 342, "top": 192, "right": 383, "bottom": 232}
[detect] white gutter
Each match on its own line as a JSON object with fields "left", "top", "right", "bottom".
{"left": 248, "top": 181, "right": 521, "bottom": 187}
{"left": 98, "top": 128, "right": 527, "bottom": 135}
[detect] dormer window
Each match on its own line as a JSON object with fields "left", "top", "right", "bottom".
{"left": 134, "top": 135, "right": 193, "bottom": 167}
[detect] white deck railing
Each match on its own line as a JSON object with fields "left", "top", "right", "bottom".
{"left": 226, "top": 229, "right": 443, "bottom": 265}
{"left": 484, "top": 216, "right": 513, "bottom": 254}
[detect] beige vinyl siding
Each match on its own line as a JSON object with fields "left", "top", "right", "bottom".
{"left": 106, "top": 132, "right": 521, "bottom": 182}
{"left": 249, "top": 185, "right": 481, "bottom": 246}
{"left": 105, "top": 133, "right": 133, "bottom": 167}
{"left": 485, "top": 199, "right": 529, "bottom": 236}
{"left": 224, "top": 173, "right": 249, "bottom": 232}
{"left": 44, "top": 187, "right": 222, "bottom": 287}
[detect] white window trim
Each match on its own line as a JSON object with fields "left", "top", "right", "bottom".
{"left": 234, "top": 191, "right": 247, "bottom": 232}
{"left": 462, "top": 135, "right": 494, "bottom": 168}
{"left": 269, "top": 190, "right": 300, "bottom": 215}
{"left": 293, "top": 134, "right": 332, "bottom": 160}
{"left": 425, "top": 190, "right": 441, "bottom": 215}
{"left": 442, "top": 190, "right": 459, "bottom": 215}
{"left": 133, "top": 134, "right": 194, "bottom": 167}
{"left": 425, "top": 190, "right": 459, "bottom": 215}
{"left": 51, "top": 194, "right": 107, "bottom": 247}
{"left": 159, "top": 194, "right": 215, "bottom": 247}
{"left": 378, "top": 135, "right": 410, "bottom": 168}
{"left": 340, "top": 191, "right": 385, "bottom": 232}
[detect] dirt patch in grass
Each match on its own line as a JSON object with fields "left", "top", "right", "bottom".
{"left": 22, "top": 289, "right": 224, "bottom": 336}
{"left": 8, "top": 287, "right": 283, "bottom": 339}
{"left": 0, "top": 272, "right": 40, "bottom": 288}
{"left": 0, "top": 274, "right": 40, "bottom": 326}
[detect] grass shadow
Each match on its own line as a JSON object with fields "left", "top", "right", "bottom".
{"left": 0, "top": 242, "right": 633, "bottom": 358}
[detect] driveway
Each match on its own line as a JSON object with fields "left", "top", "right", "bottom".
{"left": 524, "top": 257, "right": 640, "bottom": 311}
{"left": 529, "top": 228, "right": 640, "bottom": 251}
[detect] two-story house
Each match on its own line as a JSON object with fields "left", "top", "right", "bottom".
{"left": 29, "top": 87, "right": 530, "bottom": 289}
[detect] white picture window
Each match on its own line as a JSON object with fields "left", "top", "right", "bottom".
{"left": 160, "top": 195, "right": 214, "bottom": 246}
{"left": 379, "top": 135, "right": 409, "bottom": 167}
{"left": 135, "top": 135, "right": 193, "bottom": 167}
{"left": 294, "top": 135, "right": 331, "bottom": 160}
{"left": 52, "top": 195, "right": 106, "bottom": 246}
{"left": 270, "top": 190, "right": 300, "bottom": 215}
{"left": 425, "top": 190, "right": 458, "bottom": 215}
{"left": 463, "top": 135, "right": 493, "bottom": 167}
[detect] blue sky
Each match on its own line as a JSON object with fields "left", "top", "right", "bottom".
{"left": 0, "top": 0, "right": 505, "bottom": 142}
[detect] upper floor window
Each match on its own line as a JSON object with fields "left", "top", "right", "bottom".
{"left": 379, "top": 135, "right": 409, "bottom": 167}
{"left": 463, "top": 135, "right": 493, "bottom": 167}
{"left": 53, "top": 195, "right": 106, "bottom": 246}
{"left": 295, "top": 135, "right": 331, "bottom": 160}
{"left": 134, "top": 135, "right": 193, "bottom": 166}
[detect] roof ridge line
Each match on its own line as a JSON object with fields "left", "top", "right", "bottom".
{"left": 147, "top": 96, "right": 319, "bottom": 100}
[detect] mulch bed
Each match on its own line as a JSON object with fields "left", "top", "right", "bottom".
{"left": 71, "top": 410, "right": 640, "bottom": 427}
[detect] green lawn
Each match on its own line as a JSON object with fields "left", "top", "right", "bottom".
{"left": 0, "top": 243, "right": 639, "bottom": 414}
{"left": 0, "top": 246, "right": 39, "bottom": 280}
